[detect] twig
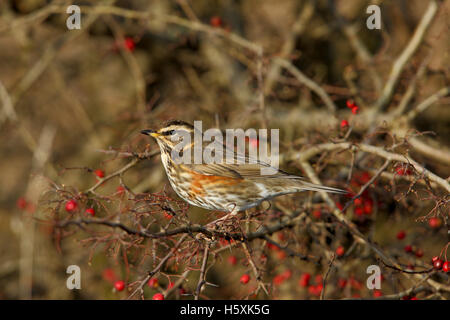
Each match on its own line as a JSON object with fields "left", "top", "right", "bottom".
{"left": 320, "top": 254, "right": 336, "bottom": 300}
{"left": 242, "top": 242, "right": 268, "bottom": 296}
{"left": 194, "top": 243, "right": 211, "bottom": 300}
{"left": 342, "top": 159, "right": 390, "bottom": 212}
{"left": 274, "top": 58, "right": 337, "bottom": 113}
{"left": 405, "top": 87, "right": 450, "bottom": 121}
{"left": 374, "top": 0, "right": 439, "bottom": 111}
{"left": 127, "top": 234, "right": 188, "bottom": 299}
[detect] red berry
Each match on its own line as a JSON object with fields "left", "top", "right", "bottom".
{"left": 308, "top": 285, "right": 322, "bottom": 296}
{"left": 277, "top": 250, "right": 287, "bottom": 260}
{"left": 410, "top": 297, "right": 418, "bottom": 300}
{"left": 281, "top": 269, "right": 292, "bottom": 280}
{"left": 315, "top": 274, "right": 323, "bottom": 284}
{"left": 346, "top": 99, "right": 355, "bottom": 108}
{"left": 17, "top": 197, "right": 27, "bottom": 209}
{"left": 363, "top": 202, "right": 373, "bottom": 215}
{"left": 350, "top": 278, "right": 362, "bottom": 290}
{"left": 167, "top": 282, "right": 175, "bottom": 289}
{"left": 116, "top": 186, "right": 125, "bottom": 194}
{"left": 396, "top": 231, "right": 406, "bottom": 240}
{"left": 337, "top": 278, "right": 347, "bottom": 288}
{"left": 85, "top": 208, "right": 95, "bottom": 216}
{"left": 415, "top": 248, "right": 424, "bottom": 258}
{"left": 340, "top": 120, "right": 349, "bottom": 128}
{"left": 353, "top": 198, "right": 363, "bottom": 206}
{"left": 273, "top": 274, "right": 285, "bottom": 286}
{"left": 114, "top": 280, "right": 125, "bottom": 291}
{"left": 336, "top": 246, "right": 345, "bottom": 257}
{"left": 404, "top": 245, "right": 412, "bottom": 253}
{"left": 312, "top": 210, "right": 321, "bottom": 219}
{"left": 163, "top": 212, "right": 173, "bottom": 220}
{"left": 152, "top": 293, "right": 164, "bottom": 300}
{"left": 299, "top": 273, "right": 311, "bottom": 287}
{"left": 373, "top": 290, "right": 383, "bottom": 297}
{"left": 102, "top": 268, "right": 116, "bottom": 282}
{"left": 355, "top": 207, "right": 364, "bottom": 216}
{"left": 240, "top": 274, "right": 250, "bottom": 284}
{"left": 210, "top": 16, "right": 222, "bottom": 27}
{"left": 65, "top": 199, "right": 77, "bottom": 212}
{"left": 395, "top": 166, "right": 411, "bottom": 176}
{"left": 94, "top": 169, "right": 105, "bottom": 178}
{"left": 228, "top": 255, "right": 237, "bottom": 266}
{"left": 431, "top": 256, "right": 439, "bottom": 263}
{"left": 442, "top": 261, "right": 449, "bottom": 272}
{"left": 428, "top": 217, "right": 441, "bottom": 229}
{"left": 124, "top": 37, "right": 135, "bottom": 52}
{"left": 148, "top": 278, "right": 158, "bottom": 288}
{"left": 433, "top": 259, "right": 443, "bottom": 270}
{"left": 351, "top": 106, "right": 359, "bottom": 114}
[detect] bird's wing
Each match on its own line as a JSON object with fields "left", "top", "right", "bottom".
{"left": 182, "top": 162, "right": 292, "bottom": 179}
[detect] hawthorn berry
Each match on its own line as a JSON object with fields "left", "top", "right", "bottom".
{"left": 124, "top": 37, "right": 135, "bottom": 52}
{"left": 148, "top": 278, "right": 158, "bottom": 288}
{"left": 355, "top": 207, "right": 364, "bottom": 216}
{"left": 309, "top": 283, "right": 323, "bottom": 296}
{"left": 65, "top": 199, "right": 77, "bottom": 212}
{"left": 396, "top": 231, "right": 406, "bottom": 240}
{"left": 281, "top": 269, "right": 292, "bottom": 280}
{"left": 116, "top": 186, "right": 125, "bottom": 194}
{"left": 94, "top": 169, "right": 105, "bottom": 178}
{"left": 404, "top": 245, "right": 412, "bottom": 253}
{"left": 442, "top": 261, "right": 449, "bottom": 272}
{"left": 17, "top": 197, "right": 27, "bottom": 209}
{"left": 351, "top": 106, "right": 359, "bottom": 114}
{"left": 315, "top": 274, "right": 323, "bottom": 284}
{"left": 363, "top": 201, "right": 373, "bottom": 215}
{"left": 277, "top": 250, "right": 287, "bottom": 260}
{"left": 353, "top": 198, "right": 363, "bottom": 206}
{"left": 228, "top": 255, "right": 237, "bottom": 266}
{"left": 428, "top": 217, "right": 441, "bottom": 229}
{"left": 340, "top": 120, "right": 349, "bottom": 128}
{"left": 337, "top": 278, "right": 347, "bottom": 289}
{"left": 395, "top": 166, "right": 411, "bottom": 176}
{"left": 373, "top": 290, "right": 383, "bottom": 297}
{"left": 114, "top": 280, "right": 125, "bottom": 291}
{"left": 273, "top": 274, "right": 285, "bottom": 286}
{"left": 312, "top": 210, "right": 321, "bottom": 219}
{"left": 299, "top": 273, "right": 311, "bottom": 287}
{"left": 346, "top": 99, "right": 355, "bottom": 108}
{"left": 102, "top": 268, "right": 116, "bottom": 282}
{"left": 240, "top": 274, "right": 250, "bottom": 284}
{"left": 85, "top": 208, "right": 95, "bottom": 216}
{"left": 415, "top": 248, "right": 424, "bottom": 258}
{"left": 210, "top": 16, "right": 222, "bottom": 27}
{"left": 433, "top": 259, "right": 443, "bottom": 270}
{"left": 336, "top": 246, "right": 345, "bottom": 257}
{"left": 152, "top": 293, "right": 164, "bottom": 300}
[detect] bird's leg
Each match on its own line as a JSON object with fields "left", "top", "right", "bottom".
{"left": 205, "top": 206, "right": 239, "bottom": 229}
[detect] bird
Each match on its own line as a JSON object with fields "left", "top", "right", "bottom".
{"left": 141, "top": 120, "right": 345, "bottom": 225}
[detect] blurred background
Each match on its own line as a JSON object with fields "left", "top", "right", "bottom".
{"left": 0, "top": 0, "right": 449, "bottom": 299}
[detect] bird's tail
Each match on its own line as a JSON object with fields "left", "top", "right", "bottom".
{"left": 296, "top": 181, "right": 346, "bottom": 194}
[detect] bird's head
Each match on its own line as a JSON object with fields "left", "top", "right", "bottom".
{"left": 141, "top": 120, "right": 195, "bottom": 152}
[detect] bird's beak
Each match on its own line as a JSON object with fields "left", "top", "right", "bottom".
{"left": 140, "top": 129, "right": 160, "bottom": 138}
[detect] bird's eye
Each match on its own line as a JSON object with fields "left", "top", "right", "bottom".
{"left": 163, "top": 130, "right": 175, "bottom": 136}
